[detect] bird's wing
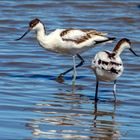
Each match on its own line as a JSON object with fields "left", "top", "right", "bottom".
{"left": 60, "top": 28, "right": 107, "bottom": 44}
{"left": 93, "top": 51, "right": 123, "bottom": 74}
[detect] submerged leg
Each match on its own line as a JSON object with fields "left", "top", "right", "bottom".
{"left": 72, "top": 55, "right": 76, "bottom": 84}
{"left": 58, "top": 54, "right": 84, "bottom": 77}
{"left": 95, "top": 79, "right": 99, "bottom": 102}
{"left": 93, "top": 101, "right": 98, "bottom": 127}
{"left": 113, "top": 80, "right": 117, "bottom": 101}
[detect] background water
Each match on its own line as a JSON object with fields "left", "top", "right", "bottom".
{"left": 0, "top": 0, "right": 140, "bottom": 139}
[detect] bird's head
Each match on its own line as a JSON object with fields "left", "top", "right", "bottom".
{"left": 15, "top": 18, "right": 43, "bottom": 41}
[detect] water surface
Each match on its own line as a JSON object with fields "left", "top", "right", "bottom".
{"left": 0, "top": 0, "right": 140, "bottom": 139}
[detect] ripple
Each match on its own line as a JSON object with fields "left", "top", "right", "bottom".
{"left": 0, "top": 0, "right": 140, "bottom": 139}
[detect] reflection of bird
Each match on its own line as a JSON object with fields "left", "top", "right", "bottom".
{"left": 91, "top": 38, "right": 139, "bottom": 102}
{"left": 93, "top": 101, "right": 120, "bottom": 139}
{"left": 16, "top": 18, "right": 115, "bottom": 83}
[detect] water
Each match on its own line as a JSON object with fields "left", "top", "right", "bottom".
{"left": 0, "top": 0, "right": 140, "bottom": 139}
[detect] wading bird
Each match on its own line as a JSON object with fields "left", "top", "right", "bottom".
{"left": 91, "top": 38, "right": 139, "bottom": 102}
{"left": 16, "top": 18, "right": 115, "bottom": 83}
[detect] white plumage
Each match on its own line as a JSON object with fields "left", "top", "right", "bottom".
{"left": 16, "top": 18, "right": 115, "bottom": 83}
{"left": 92, "top": 51, "right": 123, "bottom": 82}
{"left": 91, "top": 38, "right": 139, "bottom": 102}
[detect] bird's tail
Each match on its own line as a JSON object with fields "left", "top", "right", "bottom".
{"left": 95, "top": 37, "right": 116, "bottom": 45}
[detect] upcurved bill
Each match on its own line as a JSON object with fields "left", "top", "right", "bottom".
{"left": 129, "top": 48, "right": 139, "bottom": 56}
{"left": 15, "top": 29, "right": 30, "bottom": 41}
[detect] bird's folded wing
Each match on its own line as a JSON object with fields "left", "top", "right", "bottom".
{"left": 60, "top": 29, "right": 107, "bottom": 44}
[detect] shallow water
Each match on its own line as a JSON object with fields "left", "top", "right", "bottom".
{"left": 0, "top": 0, "right": 140, "bottom": 139}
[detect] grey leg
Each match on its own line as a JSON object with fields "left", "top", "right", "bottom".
{"left": 58, "top": 54, "right": 84, "bottom": 77}
{"left": 72, "top": 55, "right": 76, "bottom": 84}
{"left": 113, "top": 80, "right": 117, "bottom": 101}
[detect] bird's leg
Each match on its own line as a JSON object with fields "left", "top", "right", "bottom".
{"left": 95, "top": 79, "right": 99, "bottom": 102}
{"left": 58, "top": 54, "right": 84, "bottom": 78}
{"left": 72, "top": 55, "right": 77, "bottom": 85}
{"left": 113, "top": 80, "right": 117, "bottom": 102}
{"left": 93, "top": 101, "right": 98, "bottom": 127}
{"left": 76, "top": 54, "right": 85, "bottom": 67}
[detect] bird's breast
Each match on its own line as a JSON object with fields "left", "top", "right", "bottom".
{"left": 92, "top": 54, "right": 123, "bottom": 82}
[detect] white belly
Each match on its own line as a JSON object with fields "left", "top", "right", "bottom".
{"left": 94, "top": 67, "right": 122, "bottom": 82}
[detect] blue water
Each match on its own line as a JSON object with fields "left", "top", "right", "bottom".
{"left": 0, "top": 0, "right": 140, "bottom": 139}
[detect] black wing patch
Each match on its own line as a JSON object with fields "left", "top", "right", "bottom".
{"left": 97, "top": 59, "right": 122, "bottom": 74}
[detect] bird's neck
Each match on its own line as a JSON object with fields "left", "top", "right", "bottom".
{"left": 113, "top": 42, "right": 127, "bottom": 56}
{"left": 36, "top": 26, "right": 47, "bottom": 42}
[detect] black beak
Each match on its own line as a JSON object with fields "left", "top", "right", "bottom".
{"left": 129, "top": 48, "right": 139, "bottom": 57}
{"left": 15, "top": 29, "right": 30, "bottom": 41}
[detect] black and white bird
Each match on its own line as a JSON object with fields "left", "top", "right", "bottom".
{"left": 16, "top": 18, "right": 115, "bottom": 83}
{"left": 91, "top": 38, "right": 139, "bottom": 102}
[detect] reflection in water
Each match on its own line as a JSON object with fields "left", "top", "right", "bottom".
{"left": 1, "top": 0, "right": 140, "bottom": 139}
{"left": 93, "top": 102, "right": 120, "bottom": 139}
{"left": 26, "top": 91, "right": 120, "bottom": 139}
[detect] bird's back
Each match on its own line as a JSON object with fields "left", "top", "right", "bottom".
{"left": 37, "top": 27, "right": 115, "bottom": 56}
{"left": 91, "top": 51, "right": 123, "bottom": 82}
